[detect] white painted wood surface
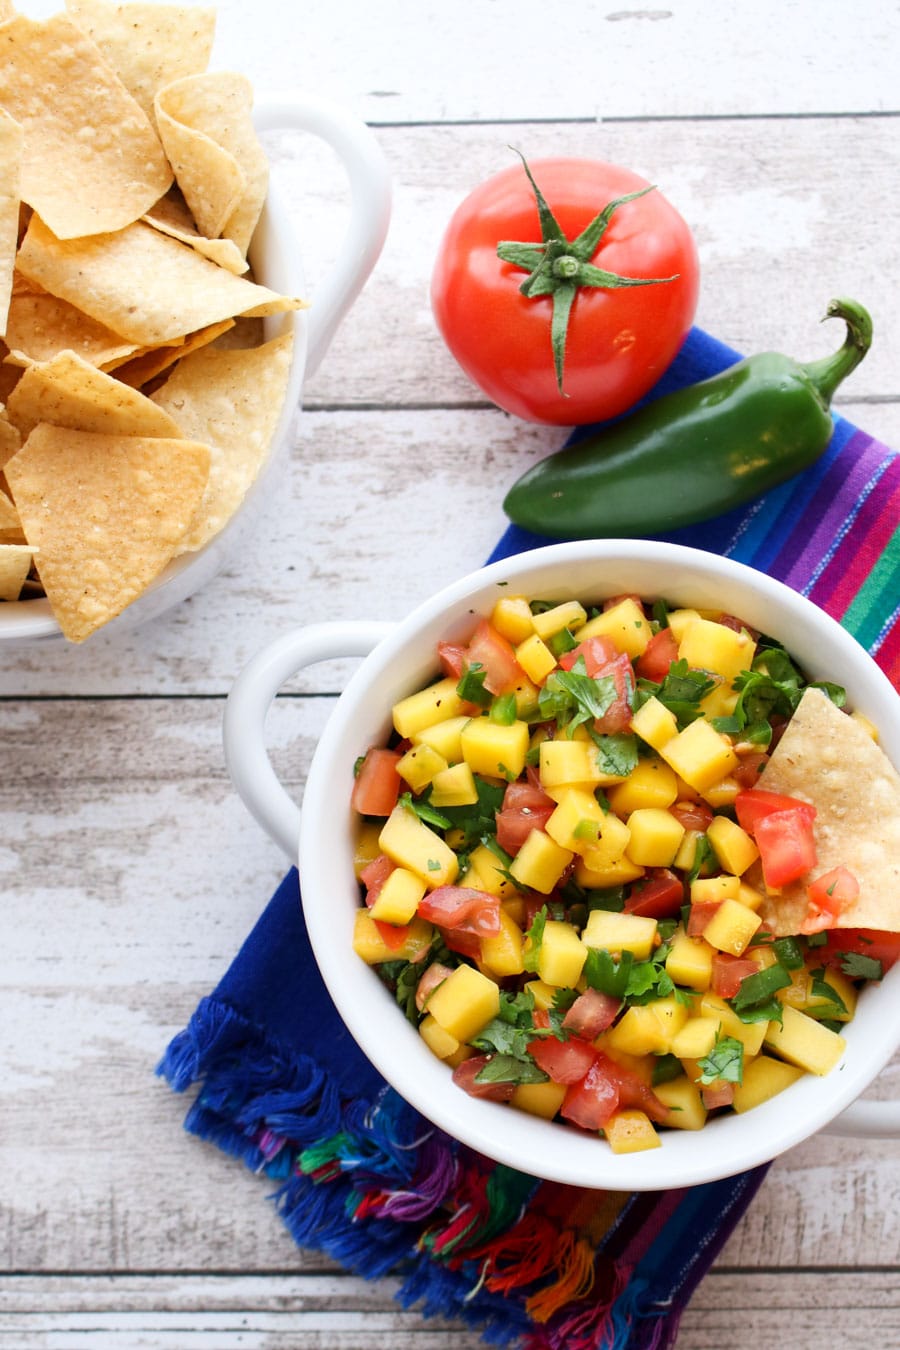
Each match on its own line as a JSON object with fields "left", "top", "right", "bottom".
{"left": 2, "top": 1, "right": 899, "bottom": 1347}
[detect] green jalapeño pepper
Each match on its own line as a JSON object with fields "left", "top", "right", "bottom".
{"left": 503, "top": 298, "right": 872, "bottom": 538}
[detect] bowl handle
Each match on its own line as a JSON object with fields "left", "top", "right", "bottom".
{"left": 224, "top": 621, "right": 393, "bottom": 860}
{"left": 253, "top": 94, "right": 392, "bottom": 377}
{"left": 822, "top": 1097, "right": 900, "bottom": 1137}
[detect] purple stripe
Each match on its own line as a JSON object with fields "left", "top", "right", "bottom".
{"left": 617, "top": 1188, "right": 688, "bottom": 1267}
{"left": 766, "top": 430, "right": 887, "bottom": 584}
{"left": 784, "top": 450, "right": 895, "bottom": 595}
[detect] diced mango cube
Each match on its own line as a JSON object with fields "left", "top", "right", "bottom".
{"left": 701, "top": 898, "right": 762, "bottom": 956}
{"left": 607, "top": 757, "right": 679, "bottom": 815}
{"left": 665, "top": 929, "right": 714, "bottom": 991}
{"left": 673, "top": 828, "right": 702, "bottom": 872}
{"left": 631, "top": 696, "right": 678, "bottom": 751}
{"left": 515, "top": 632, "right": 557, "bottom": 684}
{"left": 536, "top": 918, "right": 588, "bottom": 987}
{"left": 396, "top": 742, "right": 448, "bottom": 792}
{"left": 411, "top": 714, "right": 470, "bottom": 764}
{"left": 665, "top": 608, "right": 702, "bottom": 642}
{"left": 671, "top": 1017, "right": 719, "bottom": 1060}
{"left": 531, "top": 600, "right": 588, "bottom": 640}
{"left": 524, "top": 978, "right": 560, "bottom": 1011}
{"left": 791, "top": 966, "right": 858, "bottom": 1022}
{"left": 606, "top": 1005, "right": 668, "bottom": 1056}
{"left": 426, "top": 964, "right": 501, "bottom": 1043}
{"left": 429, "top": 761, "right": 479, "bottom": 807}
{"left": 581, "top": 811, "right": 632, "bottom": 870}
{"left": 605, "top": 1109, "right": 661, "bottom": 1153}
{"left": 652, "top": 1075, "right": 708, "bottom": 1130}
{"left": 419, "top": 1013, "right": 460, "bottom": 1060}
{"left": 764, "top": 1005, "right": 846, "bottom": 1075}
{"left": 352, "top": 910, "right": 434, "bottom": 965}
{"left": 378, "top": 804, "right": 459, "bottom": 888}
{"left": 353, "top": 822, "right": 383, "bottom": 877}
{"left": 582, "top": 909, "right": 657, "bottom": 961}
{"left": 480, "top": 908, "right": 526, "bottom": 978}
{"left": 463, "top": 843, "right": 520, "bottom": 900}
{"left": 578, "top": 597, "right": 651, "bottom": 657}
{"left": 659, "top": 718, "right": 740, "bottom": 794}
{"left": 737, "top": 881, "right": 765, "bottom": 913}
{"left": 625, "top": 807, "right": 685, "bottom": 867}
{"left": 509, "top": 830, "right": 573, "bottom": 894}
{"left": 512, "top": 1078, "right": 568, "bottom": 1120}
{"left": 539, "top": 737, "right": 626, "bottom": 790}
{"left": 545, "top": 786, "right": 608, "bottom": 856}
{"left": 573, "top": 853, "right": 646, "bottom": 888}
{"left": 690, "top": 875, "right": 741, "bottom": 905}
{"left": 706, "top": 815, "right": 759, "bottom": 875}
{"left": 461, "top": 717, "right": 530, "bottom": 781}
{"left": 698, "top": 992, "right": 769, "bottom": 1055}
{"left": 678, "top": 617, "right": 756, "bottom": 684}
{"left": 703, "top": 777, "right": 740, "bottom": 809}
{"left": 368, "top": 866, "right": 427, "bottom": 925}
{"left": 490, "top": 595, "right": 535, "bottom": 644}
{"left": 731, "top": 1055, "right": 805, "bottom": 1112}
{"left": 393, "top": 678, "right": 467, "bottom": 738}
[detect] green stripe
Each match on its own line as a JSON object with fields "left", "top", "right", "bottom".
{"left": 841, "top": 523, "right": 900, "bottom": 648}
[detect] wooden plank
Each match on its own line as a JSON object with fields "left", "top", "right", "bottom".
{"left": 207, "top": 0, "right": 900, "bottom": 122}
{"left": 0, "top": 1270, "right": 898, "bottom": 1347}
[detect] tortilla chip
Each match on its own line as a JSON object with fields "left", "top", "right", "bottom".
{"left": 151, "top": 331, "right": 292, "bottom": 553}
{"left": 155, "top": 71, "right": 267, "bottom": 254}
{"left": 757, "top": 688, "right": 900, "bottom": 936}
{"left": 64, "top": 0, "right": 215, "bottom": 124}
{"left": 112, "top": 319, "right": 235, "bottom": 389}
{"left": 0, "top": 1, "right": 14, "bottom": 21}
{"left": 0, "top": 13, "right": 172, "bottom": 238}
{"left": 0, "top": 408, "right": 20, "bottom": 467}
{"left": 17, "top": 215, "right": 305, "bottom": 346}
{"left": 0, "top": 482, "right": 19, "bottom": 530}
{"left": 5, "top": 350, "right": 183, "bottom": 439}
{"left": 0, "top": 542, "right": 34, "bottom": 599}
{"left": 5, "top": 423, "right": 210, "bottom": 640}
{"left": 143, "top": 189, "right": 248, "bottom": 275}
{"left": 4, "top": 290, "right": 139, "bottom": 368}
{"left": 0, "top": 109, "right": 22, "bottom": 335}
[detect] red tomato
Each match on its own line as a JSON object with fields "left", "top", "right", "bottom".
{"left": 527, "top": 1034, "right": 598, "bottom": 1085}
{"left": 755, "top": 808, "right": 818, "bottom": 888}
{"left": 452, "top": 1056, "right": 517, "bottom": 1103}
{"left": 734, "top": 788, "right": 816, "bottom": 835}
{"left": 701, "top": 1082, "right": 735, "bottom": 1111}
{"left": 817, "top": 929, "right": 900, "bottom": 973}
{"left": 465, "top": 619, "right": 524, "bottom": 695}
{"left": 625, "top": 867, "right": 684, "bottom": 919}
{"left": 561, "top": 989, "right": 622, "bottom": 1039}
{"left": 496, "top": 780, "right": 556, "bottom": 854}
{"left": 351, "top": 748, "right": 403, "bottom": 817}
{"left": 415, "top": 962, "right": 454, "bottom": 1012}
{"left": 431, "top": 157, "right": 699, "bottom": 426}
{"left": 732, "top": 752, "right": 769, "bottom": 790}
{"left": 669, "top": 799, "right": 714, "bottom": 832}
{"left": 360, "top": 854, "right": 394, "bottom": 903}
{"left": 560, "top": 1056, "right": 621, "bottom": 1129}
{"left": 418, "top": 886, "right": 502, "bottom": 937}
{"left": 711, "top": 953, "right": 760, "bottom": 999}
{"left": 559, "top": 635, "right": 618, "bottom": 674}
{"left": 800, "top": 866, "right": 860, "bottom": 934}
{"left": 437, "top": 641, "right": 467, "bottom": 680}
{"left": 687, "top": 901, "right": 722, "bottom": 937}
{"left": 635, "top": 627, "right": 679, "bottom": 683}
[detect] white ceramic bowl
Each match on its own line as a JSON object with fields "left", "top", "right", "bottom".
{"left": 1, "top": 95, "right": 391, "bottom": 644}
{"left": 223, "top": 539, "right": 900, "bottom": 1190}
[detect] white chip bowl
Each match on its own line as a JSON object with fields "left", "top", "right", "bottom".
{"left": 223, "top": 539, "right": 900, "bottom": 1190}
{"left": 1, "top": 95, "right": 391, "bottom": 645}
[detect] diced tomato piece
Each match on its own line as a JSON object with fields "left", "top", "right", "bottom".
{"left": 734, "top": 788, "right": 816, "bottom": 836}
{"left": 360, "top": 854, "right": 395, "bottom": 904}
{"left": 351, "top": 748, "right": 403, "bottom": 817}
{"left": 559, "top": 635, "right": 619, "bottom": 674}
{"left": 527, "top": 1034, "right": 598, "bottom": 1085}
{"left": 755, "top": 808, "right": 817, "bottom": 888}
{"left": 625, "top": 868, "right": 684, "bottom": 919}
{"left": 701, "top": 1082, "right": 736, "bottom": 1110}
{"left": 452, "top": 1056, "right": 516, "bottom": 1102}
{"left": 732, "top": 752, "right": 769, "bottom": 790}
{"left": 562, "top": 988, "right": 622, "bottom": 1039}
{"left": 532, "top": 1008, "right": 551, "bottom": 1030}
{"left": 817, "top": 929, "right": 900, "bottom": 974}
{"left": 687, "top": 901, "right": 722, "bottom": 937}
{"left": 418, "top": 886, "right": 502, "bottom": 937}
{"left": 560, "top": 1055, "right": 621, "bottom": 1130}
{"left": 717, "top": 613, "right": 758, "bottom": 640}
{"left": 437, "top": 641, "right": 468, "bottom": 680}
{"left": 669, "top": 799, "right": 714, "bottom": 832}
{"left": 603, "top": 592, "right": 645, "bottom": 613}
{"left": 441, "top": 927, "right": 483, "bottom": 959}
{"left": 374, "top": 919, "right": 415, "bottom": 950}
{"left": 800, "top": 866, "right": 860, "bottom": 934}
{"left": 711, "top": 953, "right": 760, "bottom": 999}
{"left": 415, "top": 962, "right": 454, "bottom": 1011}
{"left": 606, "top": 1058, "right": 669, "bottom": 1124}
{"left": 496, "top": 780, "right": 556, "bottom": 854}
{"left": 465, "top": 619, "right": 525, "bottom": 695}
{"left": 635, "top": 627, "right": 679, "bottom": 683}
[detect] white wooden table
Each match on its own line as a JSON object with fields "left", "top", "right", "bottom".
{"left": 3, "top": 1, "right": 900, "bottom": 1345}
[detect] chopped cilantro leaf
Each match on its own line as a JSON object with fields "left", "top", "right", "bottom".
{"left": 436, "top": 777, "right": 506, "bottom": 846}
{"left": 489, "top": 692, "right": 517, "bottom": 725}
{"left": 697, "top": 1034, "right": 744, "bottom": 1086}
{"left": 398, "top": 791, "right": 452, "bottom": 831}
{"left": 590, "top": 732, "right": 639, "bottom": 778}
{"left": 538, "top": 662, "right": 617, "bottom": 738}
{"left": 523, "top": 905, "right": 548, "bottom": 974}
{"left": 474, "top": 1053, "right": 549, "bottom": 1085}
{"left": 652, "top": 1053, "right": 683, "bottom": 1086}
{"left": 839, "top": 951, "right": 884, "bottom": 981}
{"left": 456, "top": 663, "right": 492, "bottom": 707}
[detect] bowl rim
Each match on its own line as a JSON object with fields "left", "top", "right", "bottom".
{"left": 297, "top": 538, "right": 900, "bottom": 1190}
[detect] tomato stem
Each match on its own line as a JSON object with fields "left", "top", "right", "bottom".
{"left": 496, "top": 149, "right": 680, "bottom": 396}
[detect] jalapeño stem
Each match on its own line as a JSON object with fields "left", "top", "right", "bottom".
{"left": 801, "top": 298, "right": 873, "bottom": 407}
